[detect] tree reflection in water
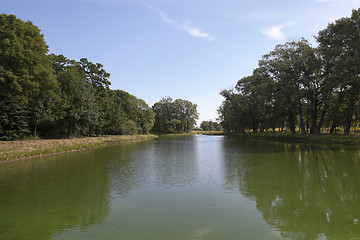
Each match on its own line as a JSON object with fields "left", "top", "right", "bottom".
{"left": 0, "top": 147, "right": 112, "bottom": 240}
{"left": 223, "top": 140, "right": 360, "bottom": 240}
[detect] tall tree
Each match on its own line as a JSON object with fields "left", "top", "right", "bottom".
{"left": 218, "top": 89, "right": 250, "bottom": 133}
{"left": 259, "top": 39, "right": 325, "bottom": 134}
{"left": 56, "top": 67, "right": 97, "bottom": 138}
{"left": 0, "top": 14, "right": 58, "bottom": 140}
{"left": 78, "top": 58, "right": 111, "bottom": 136}
{"left": 317, "top": 8, "right": 360, "bottom": 135}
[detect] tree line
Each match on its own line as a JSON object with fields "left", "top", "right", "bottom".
{"left": 152, "top": 97, "right": 199, "bottom": 134}
{"left": 200, "top": 121, "right": 222, "bottom": 131}
{"left": 219, "top": 9, "right": 360, "bottom": 135}
{"left": 0, "top": 14, "right": 199, "bottom": 140}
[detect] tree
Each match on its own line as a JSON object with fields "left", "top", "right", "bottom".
{"left": 173, "top": 99, "right": 199, "bottom": 133}
{"left": 102, "top": 90, "right": 155, "bottom": 135}
{"left": 200, "top": 121, "right": 222, "bottom": 131}
{"left": 218, "top": 89, "right": 250, "bottom": 133}
{"left": 0, "top": 14, "right": 58, "bottom": 140}
{"left": 260, "top": 40, "right": 307, "bottom": 134}
{"left": 317, "top": 8, "right": 360, "bottom": 135}
{"left": 152, "top": 97, "right": 199, "bottom": 133}
{"left": 219, "top": 66, "right": 279, "bottom": 133}
{"left": 78, "top": 58, "right": 111, "bottom": 136}
{"left": 219, "top": 39, "right": 330, "bottom": 134}
{"left": 152, "top": 97, "right": 174, "bottom": 133}
{"left": 257, "top": 39, "right": 330, "bottom": 135}
{"left": 56, "top": 67, "right": 97, "bottom": 138}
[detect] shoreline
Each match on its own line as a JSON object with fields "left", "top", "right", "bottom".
{"left": 185, "top": 131, "right": 360, "bottom": 146}
{"left": 225, "top": 132, "right": 360, "bottom": 146}
{"left": 0, "top": 135, "right": 158, "bottom": 164}
{"left": 4, "top": 132, "right": 359, "bottom": 164}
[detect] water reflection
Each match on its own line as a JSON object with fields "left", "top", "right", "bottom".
{"left": 3, "top": 136, "right": 360, "bottom": 240}
{"left": 223, "top": 138, "right": 360, "bottom": 239}
{"left": 108, "top": 136, "right": 200, "bottom": 195}
{"left": 0, "top": 148, "right": 111, "bottom": 240}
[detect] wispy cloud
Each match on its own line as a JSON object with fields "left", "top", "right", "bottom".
{"left": 261, "top": 23, "right": 292, "bottom": 41}
{"left": 149, "top": 6, "right": 215, "bottom": 41}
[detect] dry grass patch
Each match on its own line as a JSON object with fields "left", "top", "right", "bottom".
{"left": 0, "top": 135, "right": 157, "bottom": 163}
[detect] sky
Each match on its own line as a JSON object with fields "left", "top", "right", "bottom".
{"left": 2, "top": 0, "right": 360, "bottom": 125}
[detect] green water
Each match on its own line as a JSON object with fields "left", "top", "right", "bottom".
{"left": 1, "top": 136, "right": 360, "bottom": 240}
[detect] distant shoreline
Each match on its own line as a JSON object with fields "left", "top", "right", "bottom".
{"left": 225, "top": 132, "right": 360, "bottom": 146}
{"left": 189, "top": 131, "right": 360, "bottom": 146}
{"left": 3, "top": 132, "right": 358, "bottom": 164}
{"left": 0, "top": 135, "right": 158, "bottom": 164}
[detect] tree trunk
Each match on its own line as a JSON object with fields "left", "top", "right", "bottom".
{"left": 298, "top": 100, "right": 306, "bottom": 135}
{"left": 317, "top": 100, "right": 328, "bottom": 135}
{"left": 67, "top": 121, "right": 70, "bottom": 139}
{"left": 330, "top": 122, "right": 335, "bottom": 134}
{"left": 306, "top": 113, "right": 309, "bottom": 133}
{"left": 88, "top": 125, "right": 92, "bottom": 137}
{"left": 344, "top": 97, "right": 356, "bottom": 135}
{"left": 60, "top": 121, "right": 65, "bottom": 139}
{"left": 288, "top": 110, "right": 296, "bottom": 134}
{"left": 344, "top": 115, "right": 352, "bottom": 135}
{"left": 310, "top": 98, "right": 321, "bottom": 135}
{"left": 252, "top": 123, "right": 258, "bottom": 133}
{"left": 33, "top": 123, "right": 37, "bottom": 140}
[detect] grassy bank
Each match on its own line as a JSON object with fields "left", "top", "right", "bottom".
{"left": 227, "top": 132, "right": 360, "bottom": 145}
{"left": 0, "top": 135, "right": 158, "bottom": 163}
{"left": 198, "top": 131, "right": 225, "bottom": 135}
{"left": 152, "top": 131, "right": 225, "bottom": 136}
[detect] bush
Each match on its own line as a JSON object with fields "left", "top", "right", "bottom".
{"left": 121, "top": 120, "right": 139, "bottom": 135}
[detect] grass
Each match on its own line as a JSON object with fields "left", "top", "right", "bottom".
{"left": 152, "top": 131, "right": 225, "bottom": 136}
{"left": 197, "top": 131, "right": 225, "bottom": 135}
{"left": 0, "top": 135, "right": 158, "bottom": 163}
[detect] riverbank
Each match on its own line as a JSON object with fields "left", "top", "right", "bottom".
{"left": 153, "top": 131, "right": 360, "bottom": 146}
{"left": 0, "top": 135, "right": 158, "bottom": 163}
{"left": 227, "top": 132, "right": 360, "bottom": 146}
{"left": 198, "top": 131, "right": 225, "bottom": 135}
{"left": 152, "top": 131, "right": 225, "bottom": 136}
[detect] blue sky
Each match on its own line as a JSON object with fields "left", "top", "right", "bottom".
{"left": 3, "top": 0, "right": 360, "bottom": 125}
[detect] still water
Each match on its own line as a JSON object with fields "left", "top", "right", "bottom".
{"left": 1, "top": 135, "right": 360, "bottom": 240}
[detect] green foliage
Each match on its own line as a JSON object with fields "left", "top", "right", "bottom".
{"left": 103, "top": 90, "right": 154, "bottom": 135}
{"left": 152, "top": 97, "right": 199, "bottom": 133}
{"left": 317, "top": 9, "right": 360, "bottom": 135}
{"left": 0, "top": 14, "right": 155, "bottom": 140}
{"left": 121, "top": 120, "right": 139, "bottom": 135}
{"left": 219, "top": 9, "right": 360, "bottom": 135}
{"left": 200, "top": 121, "right": 222, "bottom": 131}
{"left": 0, "top": 14, "right": 58, "bottom": 140}
{"left": 56, "top": 67, "right": 97, "bottom": 138}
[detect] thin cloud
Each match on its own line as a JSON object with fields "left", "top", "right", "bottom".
{"left": 149, "top": 6, "right": 215, "bottom": 41}
{"left": 149, "top": 6, "right": 174, "bottom": 24}
{"left": 261, "top": 23, "right": 293, "bottom": 41}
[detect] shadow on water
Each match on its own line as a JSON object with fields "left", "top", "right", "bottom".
{"left": 222, "top": 137, "right": 360, "bottom": 239}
